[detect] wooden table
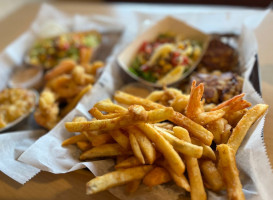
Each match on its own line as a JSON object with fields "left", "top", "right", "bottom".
{"left": 0, "top": 2, "right": 272, "bottom": 199}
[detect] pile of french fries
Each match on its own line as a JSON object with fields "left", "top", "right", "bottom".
{"left": 63, "top": 81, "right": 268, "bottom": 200}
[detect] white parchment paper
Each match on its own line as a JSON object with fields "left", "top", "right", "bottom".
{"left": 0, "top": 129, "right": 45, "bottom": 184}
{"left": 0, "top": 3, "right": 272, "bottom": 200}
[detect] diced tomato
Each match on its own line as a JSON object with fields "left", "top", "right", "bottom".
{"left": 182, "top": 56, "right": 189, "bottom": 65}
{"left": 139, "top": 41, "right": 153, "bottom": 55}
{"left": 153, "top": 42, "right": 160, "bottom": 50}
{"left": 145, "top": 44, "right": 152, "bottom": 54}
{"left": 139, "top": 41, "right": 148, "bottom": 53}
{"left": 171, "top": 51, "right": 180, "bottom": 66}
{"left": 140, "top": 64, "right": 149, "bottom": 72}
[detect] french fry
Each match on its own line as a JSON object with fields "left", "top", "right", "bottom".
{"left": 217, "top": 144, "right": 245, "bottom": 200}
{"left": 128, "top": 105, "right": 174, "bottom": 123}
{"left": 62, "top": 133, "right": 88, "bottom": 146}
{"left": 116, "top": 155, "right": 129, "bottom": 164}
{"left": 164, "top": 87, "right": 184, "bottom": 98}
{"left": 169, "top": 111, "right": 213, "bottom": 146}
{"left": 115, "top": 156, "right": 142, "bottom": 169}
{"left": 80, "top": 143, "right": 132, "bottom": 160}
{"left": 62, "top": 116, "right": 90, "bottom": 146}
{"left": 154, "top": 122, "right": 174, "bottom": 130}
{"left": 154, "top": 126, "right": 203, "bottom": 158}
{"left": 63, "top": 85, "right": 266, "bottom": 198}
{"left": 91, "top": 133, "right": 114, "bottom": 147}
{"left": 199, "top": 160, "right": 224, "bottom": 191}
{"left": 178, "top": 128, "right": 206, "bottom": 200}
{"left": 138, "top": 123, "right": 185, "bottom": 176}
{"left": 203, "top": 103, "right": 216, "bottom": 112}
{"left": 72, "top": 116, "right": 88, "bottom": 122}
{"left": 66, "top": 108, "right": 174, "bottom": 133}
{"left": 114, "top": 91, "right": 213, "bottom": 145}
{"left": 157, "top": 159, "right": 190, "bottom": 192}
{"left": 143, "top": 167, "right": 171, "bottom": 187}
{"left": 60, "top": 84, "right": 92, "bottom": 117}
{"left": 65, "top": 116, "right": 127, "bottom": 132}
{"left": 89, "top": 107, "right": 122, "bottom": 119}
{"left": 146, "top": 107, "right": 174, "bottom": 123}
{"left": 114, "top": 91, "right": 163, "bottom": 110}
{"left": 126, "top": 179, "right": 141, "bottom": 194}
{"left": 82, "top": 130, "right": 97, "bottom": 142}
{"left": 221, "top": 123, "right": 232, "bottom": 144}
{"left": 86, "top": 165, "right": 154, "bottom": 195}
{"left": 77, "top": 141, "right": 92, "bottom": 152}
{"left": 191, "top": 138, "right": 216, "bottom": 161}
{"left": 170, "top": 95, "right": 189, "bottom": 113}
{"left": 227, "top": 104, "right": 268, "bottom": 153}
{"left": 146, "top": 91, "right": 164, "bottom": 102}
{"left": 127, "top": 105, "right": 148, "bottom": 121}
{"left": 126, "top": 127, "right": 156, "bottom": 164}
{"left": 110, "top": 129, "right": 130, "bottom": 150}
{"left": 172, "top": 126, "right": 189, "bottom": 140}
{"left": 93, "top": 99, "right": 127, "bottom": 113}
{"left": 129, "top": 132, "right": 145, "bottom": 164}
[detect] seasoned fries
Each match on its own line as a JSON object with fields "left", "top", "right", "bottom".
{"left": 62, "top": 133, "right": 88, "bottom": 146}
{"left": 154, "top": 125, "right": 203, "bottom": 158}
{"left": 138, "top": 123, "right": 185, "bottom": 175}
{"left": 115, "top": 156, "right": 142, "bottom": 169}
{"left": 217, "top": 144, "right": 245, "bottom": 200}
{"left": 63, "top": 81, "right": 268, "bottom": 198}
{"left": 86, "top": 165, "right": 153, "bottom": 195}
{"left": 157, "top": 159, "right": 190, "bottom": 192}
{"left": 227, "top": 104, "right": 268, "bottom": 153}
{"left": 128, "top": 131, "right": 145, "bottom": 164}
{"left": 179, "top": 126, "right": 206, "bottom": 200}
{"left": 90, "top": 133, "right": 113, "bottom": 147}
{"left": 115, "top": 91, "right": 214, "bottom": 145}
{"left": 126, "top": 126, "right": 156, "bottom": 164}
{"left": 143, "top": 167, "right": 171, "bottom": 187}
{"left": 199, "top": 160, "right": 224, "bottom": 191}
{"left": 80, "top": 143, "right": 132, "bottom": 160}
{"left": 110, "top": 129, "right": 130, "bottom": 150}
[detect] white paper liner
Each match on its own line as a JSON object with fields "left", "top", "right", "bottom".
{"left": 0, "top": 129, "right": 45, "bottom": 184}
{"left": 0, "top": 3, "right": 272, "bottom": 200}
